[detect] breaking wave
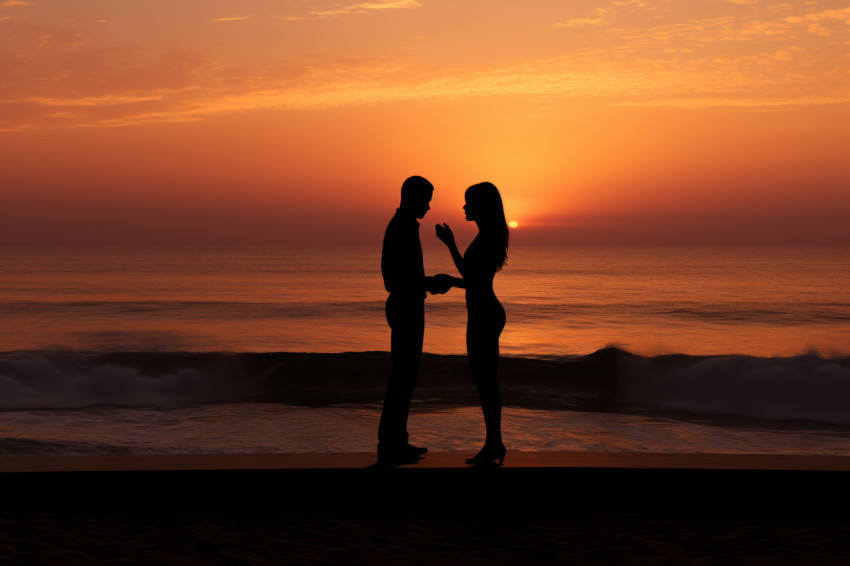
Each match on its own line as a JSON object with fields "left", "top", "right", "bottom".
{"left": 1, "top": 349, "right": 850, "bottom": 425}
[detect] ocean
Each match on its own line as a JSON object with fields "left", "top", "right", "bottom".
{"left": 2, "top": 245, "right": 850, "bottom": 457}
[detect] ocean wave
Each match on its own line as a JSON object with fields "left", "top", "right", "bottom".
{"left": 1, "top": 349, "right": 850, "bottom": 425}
{"left": 0, "top": 300, "right": 388, "bottom": 318}
{"left": 619, "top": 352, "right": 850, "bottom": 424}
{"left": 6, "top": 300, "right": 850, "bottom": 326}
{"left": 0, "top": 352, "right": 266, "bottom": 410}
{"left": 499, "top": 302, "right": 850, "bottom": 325}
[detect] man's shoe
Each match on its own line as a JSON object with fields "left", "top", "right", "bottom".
{"left": 377, "top": 447, "right": 422, "bottom": 466}
{"left": 406, "top": 443, "right": 428, "bottom": 456}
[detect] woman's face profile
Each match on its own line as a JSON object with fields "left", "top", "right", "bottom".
{"left": 463, "top": 191, "right": 477, "bottom": 222}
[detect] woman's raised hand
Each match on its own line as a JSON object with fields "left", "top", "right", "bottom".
{"left": 435, "top": 223, "right": 455, "bottom": 247}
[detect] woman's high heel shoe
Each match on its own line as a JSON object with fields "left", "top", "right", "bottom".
{"left": 465, "top": 444, "right": 506, "bottom": 466}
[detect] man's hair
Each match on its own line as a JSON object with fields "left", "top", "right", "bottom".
{"left": 400, "top": 176, "right": 433, "bottom": 206}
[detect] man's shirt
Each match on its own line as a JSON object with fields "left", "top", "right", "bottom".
{"left": 381, "top": 210, "right": 426, "bottom": 299}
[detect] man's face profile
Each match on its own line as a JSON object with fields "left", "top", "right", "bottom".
{"left": 415, "top": 192, "right": 432, "bottom": 219}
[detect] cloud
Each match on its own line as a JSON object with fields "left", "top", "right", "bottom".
{"left": 213, "top": 16, "right": 251, "bottom": 23}
{"left": 807, "top": 22, "right": 832, "bottom": 36}
{"left": 285, "top": 0, "right": 423, "bottom": 20}
{"left": 555, "top": 2, "right": 850, "bottom": 47}
{"left": 24, "top": 94, "right": 167, "bottom": 107}
{"left": 610, "top": 94, "right": 848, "bottom": 109}
{"left": 554, "top": 0, "right": 654, "bottom": 29}
{"left": 5, "top": 41, "right": 846, "bottom": 132}
{"left": 2, "top": 1, "right": 847, "bottom": 131}
{"left": 553, "top": 17, "right": 606, "bottom": 29}
{"left": 786, "top": 7, "right": 850, "bottom": 24}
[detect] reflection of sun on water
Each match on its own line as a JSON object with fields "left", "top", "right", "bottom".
{"left": 508, "top": 221, "right": 518, "bottom": 228}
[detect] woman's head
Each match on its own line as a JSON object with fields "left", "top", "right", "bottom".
{"left": 464, "top": 182, "right": 509, "bottom": 270}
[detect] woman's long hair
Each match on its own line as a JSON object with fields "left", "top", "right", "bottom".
{"left": 466, "top": 182, "right": 509, "bottom": 271}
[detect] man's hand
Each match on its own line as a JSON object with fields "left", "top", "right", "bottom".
{"left": 427, "top": 274, "right": 452, "bottom": 295}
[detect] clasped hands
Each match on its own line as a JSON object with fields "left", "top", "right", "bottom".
{"left": 426, "top": 273, "right": 453, "bottom": 295}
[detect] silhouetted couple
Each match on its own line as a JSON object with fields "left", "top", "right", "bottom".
{"left": 378, "top": 176, "right": 509, "bottom": 466}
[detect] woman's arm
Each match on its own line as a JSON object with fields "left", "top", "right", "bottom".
{"left": 448, "top": 275, "right": 466, "bottom": 289}
{"left": 433, "top": 273, "right": 466, "bottom": 290}
{"left": 435, "top": 223, "right": 466, "bottom": 277}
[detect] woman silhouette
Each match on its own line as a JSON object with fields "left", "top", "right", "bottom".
{"left": 435, "top": 182, "right": 509, "bottom": 465}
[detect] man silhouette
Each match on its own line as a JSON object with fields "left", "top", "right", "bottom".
{"left": 378, "top": 175, "right": 449, "bottom": 465}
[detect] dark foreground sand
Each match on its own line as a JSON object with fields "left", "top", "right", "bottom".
{"left": 3, "top": 452, "right": 850, "bottom": 565}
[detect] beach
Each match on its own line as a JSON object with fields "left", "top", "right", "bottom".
{"left": 3, "top": 452, "right": 850, "bottom": 565}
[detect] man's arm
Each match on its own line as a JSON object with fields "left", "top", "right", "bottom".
{"left": 426, "top": 274, "right": 464, "bottom": 294}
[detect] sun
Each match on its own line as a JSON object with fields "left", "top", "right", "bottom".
{"left": 508, "top": 220, "right": 518, "bottom": 228}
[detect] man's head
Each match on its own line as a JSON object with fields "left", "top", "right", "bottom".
{"left": 399, "top": 176, "right": 433, "bottom": 219}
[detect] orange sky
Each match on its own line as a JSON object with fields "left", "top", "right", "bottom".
{"left": 1, "top": 0, "right": 848, "bottom": 246}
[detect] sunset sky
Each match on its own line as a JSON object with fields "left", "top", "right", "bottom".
{"left": 2, "top": 0, "right": 848, "bottom": 246}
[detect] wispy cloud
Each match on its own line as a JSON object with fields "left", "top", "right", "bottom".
{"left": 554, "top": 1, "right": 654, "bottom": 29}
{"left": 555, "top": 2, "right": 850, "bottom": 44}
{"left": 285, "top": 0, "right": 423, "bottom": 21}
{"left": 610, "top": 95, "right": 848, "bottom": 109}
{"left": 213, "top": 16, "right": 251, "bottom": 23}
{"left": 25, "top": 94, "right": 168, "bottom": 107}
{"left": 786, "top": 7, "right": 850, "bottom": 24}
{"left": 4, "top": 42, "right": 846, "bottom": 132}
{"left": 553, "top": 17, "right": 607, "bottom": 29}
{"left": 2, "top": 1, "right": 847, "bottom": 131}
